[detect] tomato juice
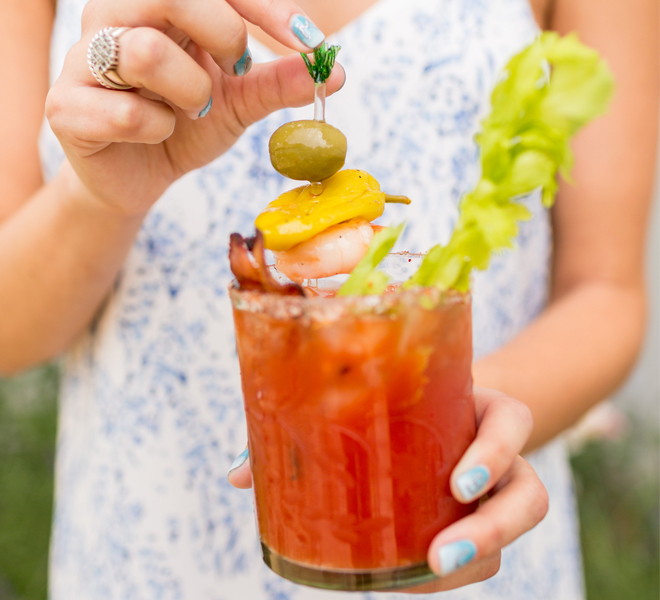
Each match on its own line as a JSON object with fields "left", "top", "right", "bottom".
{"left": 230, "top": 266, "right": 476, "bottom": 591}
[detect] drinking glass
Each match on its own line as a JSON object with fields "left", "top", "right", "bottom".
{"left": 230, "top": 254, "right": 477, "bottom": 591}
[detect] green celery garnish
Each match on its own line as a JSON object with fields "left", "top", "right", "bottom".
{"left": 336, "top": 32, "right": 614, "bottom": 296}
{"left": 406, "top": 32, "right": 615, "bottom": 291}
{"left": 338, "top": 224, "right": 405, "bottom": 296}
{"left": 302, "top": 43, "right": 341, "bottom": 84}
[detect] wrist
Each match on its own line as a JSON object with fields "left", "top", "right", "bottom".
{"left": 54, "top": 160, "right": 150, "bottom": 224}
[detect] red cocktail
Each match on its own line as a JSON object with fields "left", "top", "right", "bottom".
{"left": 230, "top": 255, "right": 476, "bottom": 591}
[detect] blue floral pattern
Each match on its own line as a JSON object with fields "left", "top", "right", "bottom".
{"left": 41, "top": 0, "right": 584, "bottom": 598}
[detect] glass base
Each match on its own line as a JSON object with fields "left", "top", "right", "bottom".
{"left": 261, "top": 543, "right": 438, "bottom": 591}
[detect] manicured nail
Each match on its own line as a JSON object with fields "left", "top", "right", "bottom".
{"left": 199, "top": 97, "right": 212, "bottom": 118}
{"left": 456, "top": 465, "right": 490, "bottom": 502}
{"left": 289, "top": 14, "right": 325, "bottom": 49}
{"left": 234, "top": 47, "right": 253, "bottom": 77}
{"left": 438, "top": 540, "right": 477, "bottom": 576}
{"left": 228, "top": 448, "right": 249, "bottom": 474}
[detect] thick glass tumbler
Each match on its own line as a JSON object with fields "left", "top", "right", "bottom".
{"left": 230, "top": 255, "right": 476, "bottom": 591}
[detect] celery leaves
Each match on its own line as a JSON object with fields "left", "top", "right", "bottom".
{"left": 338, "top": 32, "right": 613, "bottom": 296}
{"left": 406, "top": 32, "right": 614, "bottom": 291}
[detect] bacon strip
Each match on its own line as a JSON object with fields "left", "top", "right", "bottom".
{"left": 229, "top": 231, "right": 305, "bottom": 296}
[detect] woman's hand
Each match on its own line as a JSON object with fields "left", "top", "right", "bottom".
{"left": 228, "top": 387, "right": 548, "bottom": 592}
{"left": 400, "top": 387, "right": 548, "bottom": 592}
{"left": 46, "top": 0, "right": 345, "bottom": 216}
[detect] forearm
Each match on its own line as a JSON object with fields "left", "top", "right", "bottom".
{"left": 473, "top": 281, "right": 647, "bottom": 453}
{"left": 0, "top": 161, "right": 144, "bottom": 374}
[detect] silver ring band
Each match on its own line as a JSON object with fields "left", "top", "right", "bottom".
{"left": 87, "top": 27, "right": 133, "bottom": 90}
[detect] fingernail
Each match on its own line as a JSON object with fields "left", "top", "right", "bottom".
{"left": 199, "top": 97, "right": 213, "bottom": 118}
{"left": 456, "top": 465, "right": 490, "bottom": 502}
{"left": 234, "top": 47, "right": 253, "bottom": 77}
{"left": 437, "top": 540, "right": 477, "bottom": 576}
{"left": 228, "top": 448, "right": 249, "bottom": 474}
{"left": 289, "top": 14, "right": 325, "bottom": 49}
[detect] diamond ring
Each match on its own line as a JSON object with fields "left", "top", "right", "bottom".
{"left": 87, "top": 27, "right": 133, "bottom": 90}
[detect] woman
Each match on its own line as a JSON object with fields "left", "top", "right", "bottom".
{"left": 1, "top": 0, "right": 657, "bottom": 598}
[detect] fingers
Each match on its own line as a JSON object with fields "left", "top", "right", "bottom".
{"left": 227, "top": 447, "right": 253, "bottom": 489}
{"left": 427, "top": 457, "right": 548, "bottom": 579}
{"left": 449, "top": 387, "right": 534, "bottom": 503}
{"left": 400, "top": 554, "right": 501, "bottom": 594}
{"left": 79, "top": 0, "right": 247, "bottom": 77}
{"left": 135, "top": 0, "right": 248, "bottom": 76}
{"left": 66, "top": 0, "right": 334, "bottom": 132}
{"left": 115, "top": 28, "right": 213, "bottom": 119}
{"left": 414, "top": 389, "right": 540, "bottom": 587}
{"left": 47, "top": 85, "right": 176, "bottom": 147}
{"left": 225, "top": 53, "right": 346, "bottom": 130}
{"left": 225, "top": 0, "right": 325, "bottom": 51}
{"left": 83, "top": 0, "right": 323, "bottom": 82}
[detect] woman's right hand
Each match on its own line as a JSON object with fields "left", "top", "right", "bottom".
{"left": 46, "top": 0, "right": 345, "bottom": 216}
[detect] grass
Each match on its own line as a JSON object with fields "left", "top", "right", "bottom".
{"left": 571, "top": 422, "right": 659, "bottom": 600}
{"left": 0, "top": 367, "right": 58, "bottom": 600}
{"left": 0, "top": 365, "right": 657, "bottom": 600}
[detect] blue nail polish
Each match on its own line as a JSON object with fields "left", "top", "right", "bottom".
{"left": 199, "top": 97, "right": 212, "bottom": 118}
{"left": 456, "top": 465, "right": 490, "bottom": 502}
{"left": 228, "top": 448, "right": 249, "bottom": 474}
{"left": 234, "top": 47, "right": 253, "bottom": 77}
{"left": 289, "top": 14, "right": 325, "bottom": 49}
{"left": 438, "top": 540, "right": 477, "bottom": 576}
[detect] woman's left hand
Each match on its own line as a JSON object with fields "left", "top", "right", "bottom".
{"left": 228, "top": 387, "right": 549, "bottom": 592}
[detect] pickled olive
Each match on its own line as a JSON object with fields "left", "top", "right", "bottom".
{"left": 256, "top": 170, "right": 386, "bottom": 251}
{"left": 269, "top": 120, "right": 347, "bottom": 182}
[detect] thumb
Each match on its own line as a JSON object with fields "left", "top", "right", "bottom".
{"left": 227, "top": 446, "right": 253, "bottom": 489}
{"left": 228, "top": 54, "right": 346, "bottom": 127}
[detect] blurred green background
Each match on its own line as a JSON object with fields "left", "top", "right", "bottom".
{"left": 0, "top": 364, "right": 658, "bottom": 600}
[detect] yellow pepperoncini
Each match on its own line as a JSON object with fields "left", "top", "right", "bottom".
{"left": 256, "top": 170, "right": 387, "bottom": 252}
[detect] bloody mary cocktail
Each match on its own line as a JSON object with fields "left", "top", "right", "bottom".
{"left": 230, "top": 255, "right": 476, "bottom": 591}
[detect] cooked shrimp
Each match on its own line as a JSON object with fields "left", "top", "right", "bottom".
{"left": 274, "top": 218, "right": 377, "bottom": 283}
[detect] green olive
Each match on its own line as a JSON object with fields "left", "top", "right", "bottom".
{"left": 269, "top": 120, "right": 347, "bottom": 182}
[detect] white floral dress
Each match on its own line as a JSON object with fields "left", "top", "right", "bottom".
{"left": 40, "top": 0, "right": 585, "bottom": 598}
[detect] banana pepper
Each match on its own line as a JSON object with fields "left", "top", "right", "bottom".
{"left": 256, "top": 170, "right": 388, "bottom": 252}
